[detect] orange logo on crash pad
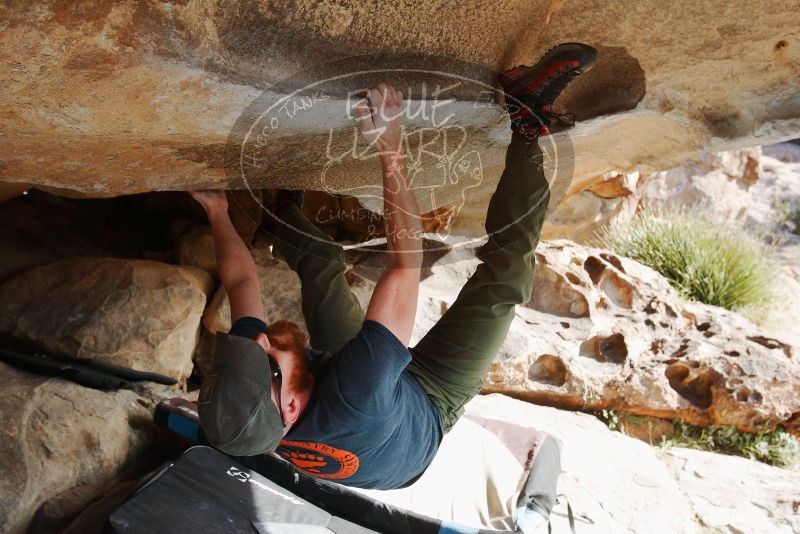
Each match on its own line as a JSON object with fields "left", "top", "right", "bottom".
{"left": 277, "top": 440, "right": 360, "bottom": 480}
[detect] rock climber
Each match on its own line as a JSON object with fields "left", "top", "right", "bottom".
{"left": 190, "top": 42, "right": 597, "bottom": 526}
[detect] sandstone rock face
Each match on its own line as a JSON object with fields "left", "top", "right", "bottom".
{"left": 0, "top": 363, "right": 177, "bottom": 533}
{"left": 420, "top": 240, "right": 799, "bottom": 434}
{"left": 0, "top": 257, "right": 212, "bottom": 382}
{"left": 2, "top": 1, "right": 799, "bottom": 238}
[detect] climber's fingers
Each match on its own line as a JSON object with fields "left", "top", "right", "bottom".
{"left": 356, "top": 101, "right": 379, "bottom": 142}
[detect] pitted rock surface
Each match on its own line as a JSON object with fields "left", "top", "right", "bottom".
{"left": 478, "top": 241, "right": 800, "bottom": 434}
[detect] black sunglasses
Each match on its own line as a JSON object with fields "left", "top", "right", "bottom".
{"left": 267, "top": 356, "right": 285, "bottom": 427}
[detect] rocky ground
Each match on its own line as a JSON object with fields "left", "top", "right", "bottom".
{"left": 467, "top": 394, "right": 800, "bottom": 534}
{"left": 0, "top": 146, "right": 799, "bottom": 533}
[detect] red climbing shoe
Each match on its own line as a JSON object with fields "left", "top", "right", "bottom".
{"left": 499, "top": 42, "right": 598, "bottom": 140}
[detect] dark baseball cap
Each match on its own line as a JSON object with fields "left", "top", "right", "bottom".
{"left": 198, "top": 332, "right": 283, "bottom": 456}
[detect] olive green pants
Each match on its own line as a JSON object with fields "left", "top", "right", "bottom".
{"left": 273, "top": 138, "right": 550, "bottom": 431}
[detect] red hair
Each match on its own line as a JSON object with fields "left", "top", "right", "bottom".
{"left": 267, "top": 320, "right": 313, "bottom": 392}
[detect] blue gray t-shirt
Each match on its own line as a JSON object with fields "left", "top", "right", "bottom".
{"left": 276, "top": 320, "right": 444, "bottom": 490}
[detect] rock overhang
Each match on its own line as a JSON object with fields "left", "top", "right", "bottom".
{"left": 2, "top": 0, "right": 799, "bottom": 235}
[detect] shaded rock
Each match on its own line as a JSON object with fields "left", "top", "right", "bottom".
{"left": 661, "top": 447, "right": 800, "bottom": 533}
{"left": 617, "top": 414, "right": 676, "bottom": 445}
{"left": 0, "top": 189, "right": 217, "bottom": 285}
{"left": 304, "top": 190, "right": 465, "bottom": 245}
{"left": 763, "top": 140, "right": 800, "bottom": 163}
{"left": 226, "top": 189, "right": 264, "bottom": 245}
{"left": 0, "top": 363, "right": 178, "bottom": 533}
{"left": 542, "top": 170, "right": 641, "bottom": 243}
{"left": 302, "top": 191, "right": 384, "bottom": 243}
{"left": 175, "top": 225, "right": 218, "bottom": 279}
{"left": 0, "top": 257, "right": 212, "bottom": 382}
{"left": 0, "top": 191, "right": 147, "bottom": 285}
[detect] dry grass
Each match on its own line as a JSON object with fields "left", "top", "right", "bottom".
{"left": 596, "top": 206, "right": 776, "bottom": 321}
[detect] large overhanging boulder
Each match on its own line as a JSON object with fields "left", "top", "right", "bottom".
{"left": 1, "top": 1, "right": 799, "bottom": 235}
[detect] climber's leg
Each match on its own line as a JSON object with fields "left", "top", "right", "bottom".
{"left": 271, "top": 205, "right": 364, "bottom": 353}
{"left": 407, "top": 138, "right": 549, "bottom": 431}
{"left": 406, "top": 42, "right": 597, "bottom": 432}
{"left": 515, "top": 435, "right": 561, "bottom": 532}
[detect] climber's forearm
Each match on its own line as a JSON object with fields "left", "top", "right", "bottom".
{"left": 207, "top": 207, "right": 253, "bottom": 287}
{"left": 206, "top": 205, "right": 265, "bottom": 321}
{"left": 380, "top": 148, "right": 423, "bottom": 270}
{"left": 365, "top": 148, "right": 421, "bottom": 346}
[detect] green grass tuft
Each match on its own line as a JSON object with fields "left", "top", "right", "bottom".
{"left": 594, "top": 409, "right": 799, "bottom": 467}
{"left": 596, "top": 207, "right": 776, "bottom": 319}
{"left": 660, "top": 421, "right": 800, "bottom": 467}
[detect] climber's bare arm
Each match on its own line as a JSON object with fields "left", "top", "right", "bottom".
{"left": 190, "top": 191, "right": 264, "bottom": 323}
{"left": 357, "top": 85, "right": 422, "bottom": 346}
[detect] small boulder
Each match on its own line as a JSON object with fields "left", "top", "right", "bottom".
{"left": 0, "top": 257, "right": 212, "bottom": 382}
{"left": 175, "top": 225, "right": 218, "bottom": 279}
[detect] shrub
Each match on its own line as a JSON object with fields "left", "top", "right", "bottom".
{"left": 596, "top": 207, "right": 775, "bottom": 319}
